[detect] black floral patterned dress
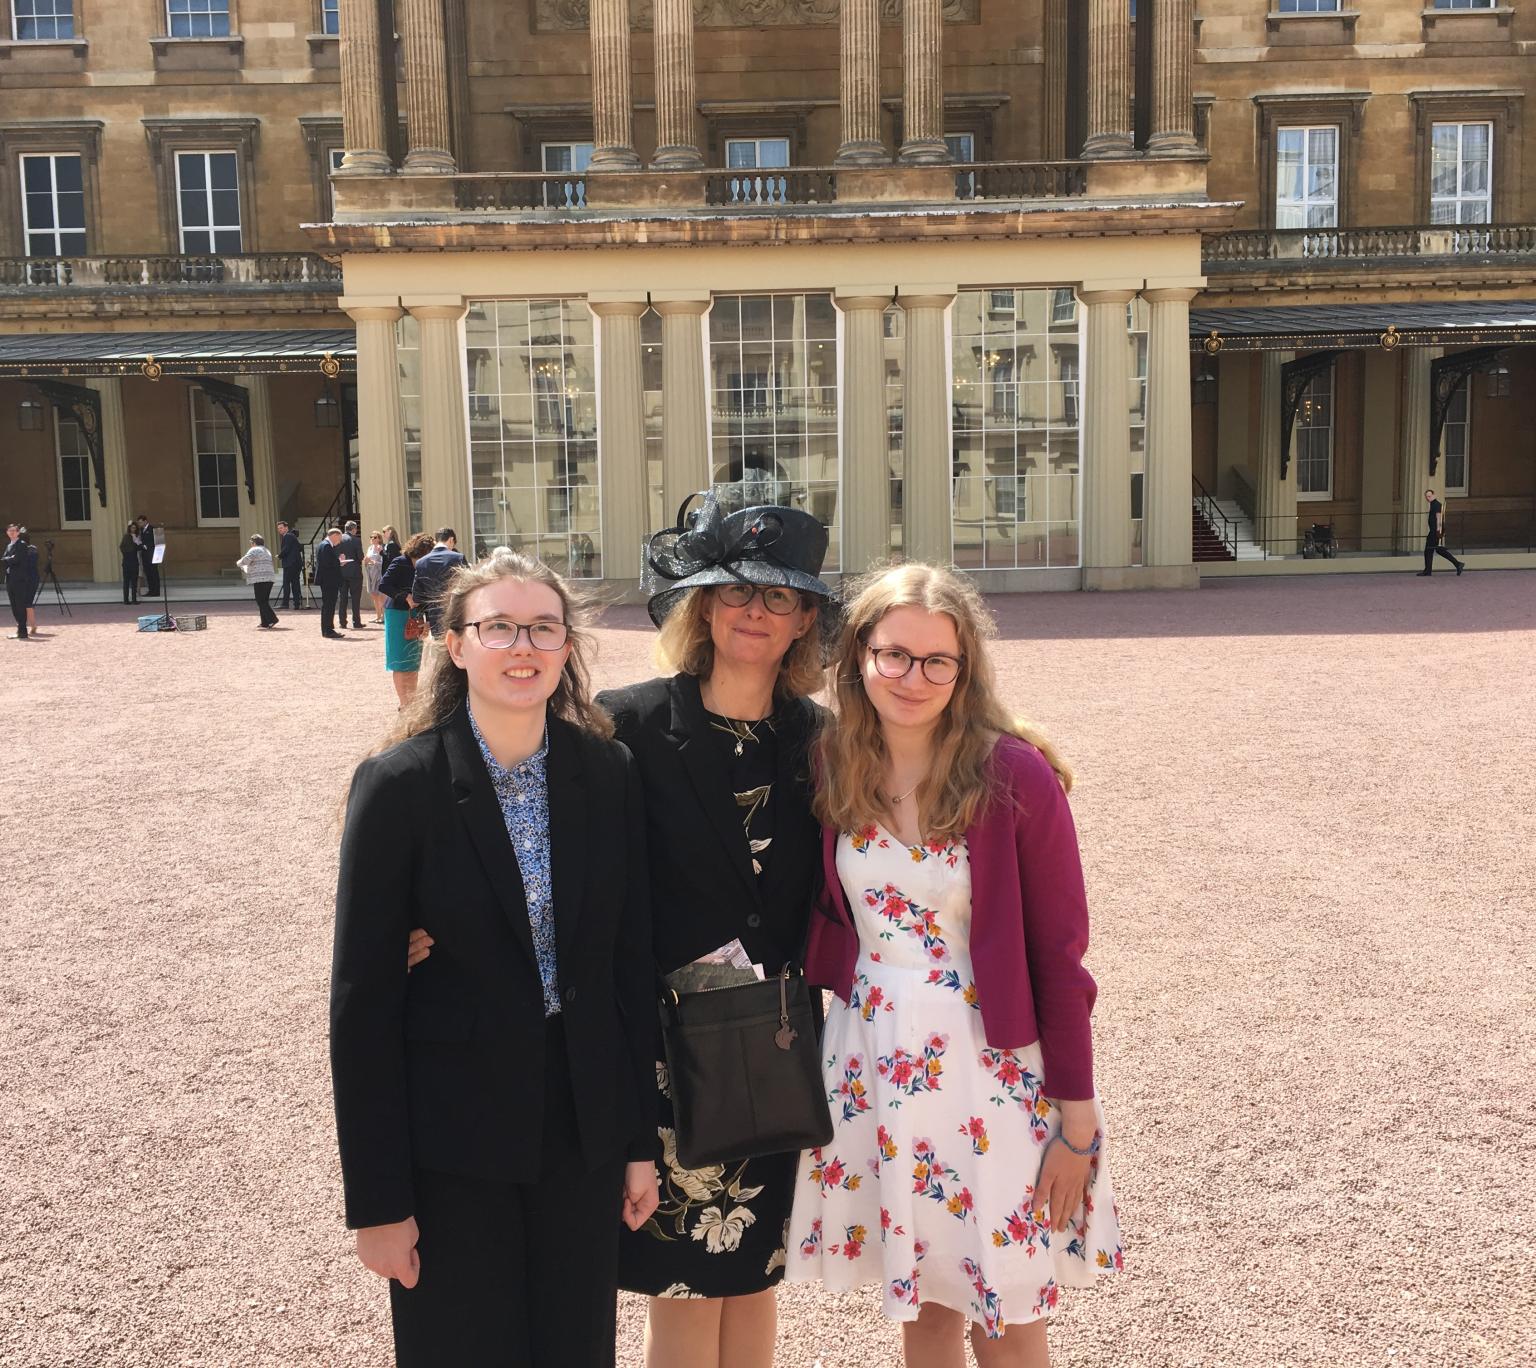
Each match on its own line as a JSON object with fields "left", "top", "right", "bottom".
{"left": 600, "top": 673, "right": 823, "bottom": 1302}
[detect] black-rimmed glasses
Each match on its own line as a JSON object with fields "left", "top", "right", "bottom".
{"left": 465, "top": 619, "right": 570, "bottom": 651}
{"left": 713, "top": 583, "right": 804, "bottom": 616}
{"left": 866, "top": 644, "right": 964, "bottom": 686}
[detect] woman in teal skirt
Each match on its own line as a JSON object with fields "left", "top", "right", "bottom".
{"left": 380, "top": 532, "right": 434, "bottom": 708}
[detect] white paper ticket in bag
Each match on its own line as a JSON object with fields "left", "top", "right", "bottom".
{"left": 695, "top": 938, "right": 765, "bottom": 977}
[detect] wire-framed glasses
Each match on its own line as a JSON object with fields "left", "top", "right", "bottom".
{"left": 465, "top": 619, "right": 570, "bottom": 651}
{"left": 713, "top": 583, "right": 804, "bottom": 616}
{"left": 866, "top": 644, "right": 964, "bottom": 686}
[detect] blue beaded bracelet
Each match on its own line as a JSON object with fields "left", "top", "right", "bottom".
{"left": 1055, "top": 1130, "right": 1101, "bottom": 1158}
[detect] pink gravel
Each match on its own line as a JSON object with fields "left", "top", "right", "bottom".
{"left": 1, "top": 571, "right": 1532, "bottom": 1367}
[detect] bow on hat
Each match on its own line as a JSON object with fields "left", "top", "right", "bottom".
{"left": 646, "top": 493, "right": 791, "bottom": 585}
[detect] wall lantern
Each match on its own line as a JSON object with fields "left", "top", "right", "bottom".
{"left": 314, "top": 393, "right": 341, "bottom": 428}
{"left": 18, "top": 399, "right": 44, "bottom": 431}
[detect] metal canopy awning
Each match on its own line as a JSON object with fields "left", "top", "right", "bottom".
{"left": 0, "top": 328, "right": 356, "bottom": 377}
{"left": 1189, "top": 300, "right": 1536, "bottom": 353}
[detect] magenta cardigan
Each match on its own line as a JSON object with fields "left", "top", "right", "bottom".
{"left": 804, "top": 735, "right": 1099, "bottom": 1101}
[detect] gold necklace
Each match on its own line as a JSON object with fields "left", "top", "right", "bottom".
{"left": 889, "top": 780, "right": 921, "bottom": 805}
{"left": 709, "top": 715, "right": 770, "bottom": 756}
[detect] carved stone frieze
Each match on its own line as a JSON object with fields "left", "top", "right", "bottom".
{"left": 534, "top": 0, "right": 977, "bottom": 31}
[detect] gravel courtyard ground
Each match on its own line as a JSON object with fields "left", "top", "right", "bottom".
{"left": 2, "top": 571, "right": 1532, "bottom": 1368}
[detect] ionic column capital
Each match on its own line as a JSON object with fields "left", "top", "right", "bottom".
{"left": 834, "top": 285, "right": 897, "bottom": 312}
{"left": 1141, "top": 282, "right": 1205, "bottom": 306}
{"left": 1078, "top": 283, "right": 1140, "bottom": 307}
{"left": 341, "top": 295, "right": 405, "bottom": 324}
{"left": 650, "top": 289, "right": 711, "bottom": 316}
{"left": 588, "top": 292, "right": 651, "bottom": 319}
{"left": 403, "top": 295, "right": 468, "bottom": 324}
{"left": 897, "top": 283, "right": 956, "bottom": 311}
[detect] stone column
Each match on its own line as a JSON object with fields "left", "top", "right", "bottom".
{"left": 651, "top": 0, "right": 703, "bottom": 170}
{"left": 1043, "top": 0, "right": 1068, "bottom": 162}
{"left": 343, "top": 297, "right": 411, "bottom": 541}
{"left": 400, "top": 0, "right": 456, "bottom": 173}
{"left": 85, "top": 378, "right": 132, "bottom": 585}
{"left": 1396, "top": 347, "right": 1437, "bottom": 553}
{"left": 1142, "top": 284, "right": 1201, "bottom": 568}
{"left": 337, "top": 0, "right": 391, "bottom": 173}
{"left": 589, "top": 0, "right": 640, "bottom": 172}
{"left": 898, "top": 285, "right": 956, "bottom": 563}
{"left": 1083, "top": 0, "right": 1133, "bottom": 160}
{"left": 1359, "top": 349, "right": 1397, "bottom": 553}
{"left": 1254, "top": 350, "right": 1296, "bottom": 558}
{"left": 235, "top": 374, "right": 280, "bottom": 553}
{"left": 837, "top": 288, "right": 895, "bottom": 571}
{"left": 899, "top": 0, "right": 947, "bottom": 165}
{"left": 1080, "top": 286, "right": 1138, "bottom": 572}
{"left": 652, "top": 293, "right": 711, "bottom": 521}
{"left": 404, "top": 296, "right": 472, "bottom": 542}
{"left": 837, "top": 0, "right": 887, "bottom": 166}
{"left": 591, "top": 295, "right": 649, "bottom": 581}
{"left": 1148, "top": 0, "right": 1197, "bottom": 157}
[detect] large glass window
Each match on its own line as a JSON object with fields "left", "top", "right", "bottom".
{"left": 709, "top": 293, "right": 840, "bottom": 570}
{"left": 1128, "top": 298, "right": 1148, "bottom": 564}
{"left": 191, "top": 389, "right": 240, "bottom": 524}
{"left": 12, "top": 0, "right": 73, "bottom": 39}
{"left": 952, "top": 289, "right": 1081, "bottom": 570}
{"left": 396, "top": 315, "right": 423, "bottom": 535}
{"left": 56, "top": 411, "right": 91, "bottom": 526}
{"left": 464, "top": 299, "right": 600, "bottom": 576}
{"left": 1294, "top": 367, "right": 1334, "bottom": 499}
{"left": 1275, "top": 126, "right": 1338, "bottom": 229}
{"left": 1277, "top": 0, "right": 1340, "bottom": 10}
{"left": 167, "top": 0, "right": 230, "bottom": 38}
{"left": 176, "top": 150, "right": 241, "bottom": 253}
{"left": 884, "top": 304, "right": 905, "bottom": 555}
{"left": 641, "top": 308, "right": 665, "bottom": 536}
{"left": 20, "top": 153, "right": 85, "bottom": 257}
{"left": 1442, "top": 384, "right": 1470, "bottom": 495}
{"left": 725, "top": 138, "right": 791, "bottom": 206}
{"left": 1430, "top": 122, "right": 1492, "bottom": 224}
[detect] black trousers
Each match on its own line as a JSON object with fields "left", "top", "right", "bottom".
{"left": 254, "top": 582, "right": 278, "bottom": 626}
{"left": 279, "top": 563, "right": 302, "bottom": 608}
{"left": 122, "top": 560, "right": 139, "bottom": 604}
{"left": 341, "top": 576, "right": 363, "bottom": 627}
{"left": 321, "top": 584, "right": 340, "bottom": 633}
{"left": 6, "top": 582, "right": 26, "bottom": 636}
{"left": 388, "top": 1020, "right": 627, "bottom": 1368}
{"left": 141, "top": 556, "right": 160, "bottom": 597}
{"left": 1423, "top": 534, "right": 1462, "bottom": 573}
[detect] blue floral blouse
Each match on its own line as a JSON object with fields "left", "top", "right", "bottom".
{"left": 467, "top": 704, "right": 560, "bottom": 1017}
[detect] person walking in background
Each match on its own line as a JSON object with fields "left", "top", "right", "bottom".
{"left": 364, "top": 531, "right": 387, "bottom": 622}
{"left": 1418, "top": 489, "right": 1466, "bottom": 578}
{"left": 381, "top": 525, "right": 402, "bottom": 567}
{"left": 379, "top": 532, "right": 433, "bottom": 708}
{"left": 277, "top": 520, "right": 305, "bottom": 609}
{"left": 4, "top": 523, "right": 37, "bottom": 640}
{"left": 137, "top": 516, "right": 160, "bottom": 597}
{"left": 120, "top": 521, "right": 142, "bottom": 605}
{"left": 408, "top": 529, "right": 467, "bottom": 639}
{"left": 339, "top": 520, "right": 366, "bottom": 629}
{"left": 236, "top": 534, "right": 279, "bottom": 629}
{"left": 315, "top": 527, "right": 346, "bottom": 639}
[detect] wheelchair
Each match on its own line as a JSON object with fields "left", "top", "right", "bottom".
{"left": 1301, "top": 523, "right": 1337, "bottom": 559}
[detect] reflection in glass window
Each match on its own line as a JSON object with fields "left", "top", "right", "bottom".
{"left": 397, "top": 316, "right": 423, "bottom": 534}
{"left": 321, "top": 0, "right": 339, "bottom": 35}
{"left": 1275, "top": 126, "right": 1338, "bottom": 229}
{"left": 951, "top": 289, "right": 1081, "bottom": 571}
{"left": 1441, "top": 384, "right": 1470, "bottom": 495}
{"left": 884, "top": 304, "right": 904, "bottom": 555}
{"left": 1294, "top": 366, "right": 1334, "bottom": 499}
{"left": 167, "top": 0, "right": 231, "bottom": 38}
{"left": 20, "top": 154, "right": 85, "bottom": 257}
{"left": 1277, "top": 0, "right": 1340, "bottom": 11}
{"left": 191, "top": 389, "right": 240, "bottom": 523}
{"left": 1128, "top": 298, "right": 1148, "bottom": 564}
{"left": 56, "top": 412, "right": 91, "bottom": 526}
{"left": 464, "top": 299, "right": 601, "bottom": 576}
{"left": 1430, "top": 122, "right": 1492, "bottom": 225}
{"left": 13, "top": 0, "right": 74, "bottom": 40}
{"left": 176, "top": 150, "right": 241, "bottom": 253}
{"left": 642, "top": 308, "right": 665, "bottom": 535}
{"left": 709, "top": 293, "right": 840, "bottom": 571}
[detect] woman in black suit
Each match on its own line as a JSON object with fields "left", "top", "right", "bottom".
{"left": 331, "top": 549, "right": 660, "bottom": 1368}
{"left": 601, "top": 494, "right": 834, "bottom": 1368}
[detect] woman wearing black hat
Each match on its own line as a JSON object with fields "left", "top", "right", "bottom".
{"left": 606, "top": 493, "right": 834, "bottom": 1367}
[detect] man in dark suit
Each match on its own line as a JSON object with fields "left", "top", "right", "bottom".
{"left": 276, "top": 520, "right": 305, "bottom": 609}
{"left": 137, "top": 516, "right": 161, "bottom": 596}
{"left": 314, "top": 527, "right": 346, "bottom": 638}
{"left": 407, "top": 528, "right": 467, "bottom": 638}
{"left": 338, "top": 519, "right": 366, "bottom": 629}
{"left": 4, "top": 522, "right": 33, "bottom": 640}
{"left": 1417, "top": 488, "right": 1466, "bottom": 577}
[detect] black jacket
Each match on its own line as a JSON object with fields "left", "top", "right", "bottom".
{"left": 596, "top": 674, "right": 823, "bottom": 977}
{"left": 313, "top": 539, "right": 343, "bottom": 590}
{"left": 330, "top": 707, "right": 656, "bottom": 1230}
{"left": 3, "top": 537, "right": 36, "bottom": 590}
{"left": 411, "top": 545, "right": 468, "bottom": 632}
{"left": 278, "top": 529, "right": 303, "bottom": 569}
{"left": 338, "top": 533, "right": 364, "bottom": 581}
{"left": 377, "top": 554, "right": 415, "bottom": 611}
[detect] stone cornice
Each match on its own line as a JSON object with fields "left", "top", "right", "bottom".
{"left": 532, "top": 0, "right": 977, "bottom": 31}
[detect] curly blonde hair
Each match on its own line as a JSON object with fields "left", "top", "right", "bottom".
{"left": 815, "top": 563, "right": 1070, "bottom": 841}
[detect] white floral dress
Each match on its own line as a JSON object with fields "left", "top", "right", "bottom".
{"left": 786, "top": 825, "right": 1124, "bottom": 1338}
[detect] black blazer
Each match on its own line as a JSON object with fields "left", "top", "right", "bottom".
{"left": 330, "top": 707, "right": 657, "bottom": 1230}
{"left": 377, "top": 554, "right": 415, "bottom": 610}
{"left": 279, "top": 529, "right": 303, "bottom": 568}
{"left": 313, "top": 539, "right": 343, "bottom": 590}
{"left": 338, "top": 533, "right": 364, "bottom": 581}
{"left": 597, "top": 674, "right": 823, "bottom": 977}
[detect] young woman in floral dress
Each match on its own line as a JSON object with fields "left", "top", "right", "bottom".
{"left": 788, "top": 563, "right": 1123, "bottom": 1368}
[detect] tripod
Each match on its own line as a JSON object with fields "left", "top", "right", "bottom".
{"left": 39, "top": 541, "right": 71, "bottom": 618}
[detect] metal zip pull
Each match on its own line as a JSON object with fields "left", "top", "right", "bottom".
{"left": 774, "top": 965, "right": 797, "bottom": 1050}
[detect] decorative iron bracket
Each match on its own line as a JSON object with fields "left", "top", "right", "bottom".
{"left": 1430, "top": 347, "right": 1507, "bottom": 478}
{"left": 1279, "top": 351, "right": 1341, "bottom": 480}
{"left": 194, "top": 377, "right": 255, "bottom": 505}
{"left": 30, "top": 379, "right": 105, "bottom": 507}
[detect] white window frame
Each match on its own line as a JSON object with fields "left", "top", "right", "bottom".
{"left": 724, "top": 137, "right": 791, "bottom": 171}
{"left": 1432, "top": 0, "right": 1494, "bottom": 8}
{"left": 11, "top": 0, "right": 74, "bottom": 40}
{"left": 1275, "top": 125, "right": 1339, "bottom": 230}
{"left": 1441, "top": 383, "right": 1470, "bottom": 496}
{"left": 175, "top": 149, "right": 242, "bottom": 254}
{"left": 55, "top": 409, "right": 92, "bottom": 528}
{"left": 540, "top": 141, "right": 594, "bottom": 174}
{"left": 190, "top": 389, "right": 241, "bottom": 527}
{"left": 1294, "top": 369, "right": 1335, "bottom": 501}
{"left": 166, "top": 0, "right": 231, "bottom": 39}
{"left": 1277, "top": 0, "right": 1340, "bottom": 10}
{"left": 19, "top": 152, "right": 86, "bottom": 258}
{"left": 1430, "top": 121, "right": 1493, "bottom": 225}
{"left": 320, "top": 0, "right": 338, "bottom": 35}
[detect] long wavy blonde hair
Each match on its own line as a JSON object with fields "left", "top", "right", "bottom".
{"left": 815, "top": 563, "right": 1071, "bottom": 841}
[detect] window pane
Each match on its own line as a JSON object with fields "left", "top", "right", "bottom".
{"left": 726, "top": 141, "right": 757, "bottom": 170}
{"left": 758, "top": 139, "right": 791, "bottom": 168}
{"left": 177, "top": 153, "right": 206, "bottom": 191}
